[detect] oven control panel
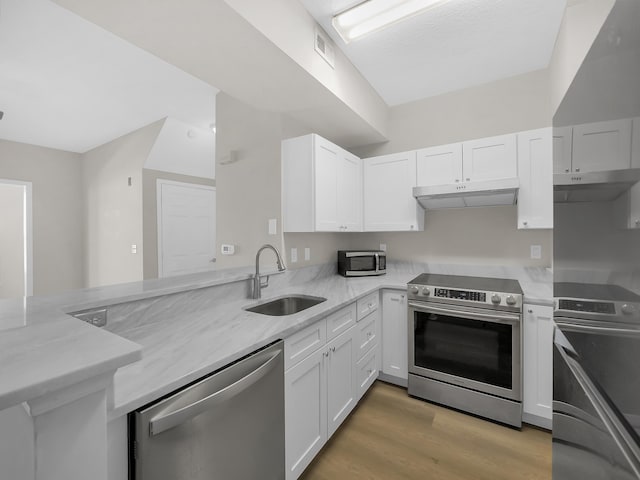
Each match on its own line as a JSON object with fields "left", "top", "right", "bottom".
{"left": 407, "top": 284, "right": 522, "bottom": 311}
{"left": 435, "top": 288, "right": 486, "bottom": 302}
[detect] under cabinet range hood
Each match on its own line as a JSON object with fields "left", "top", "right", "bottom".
{"left": 553, "top": 169, "right": 640, "bottom": 203}
{"left": 413, "top": 177, "right": 519, "bottom": 210}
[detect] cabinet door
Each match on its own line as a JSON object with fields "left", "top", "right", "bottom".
{"left": 462, "top": 134, "right": 517, "bottom": 181}
{"left": 614, "top": 182, "right": 640, "bottom": 229}
{"left": 337, "top": 151, "right": 363, "bottom": 231}
{"left": 356, "top": 344, "right": 379, "bottom": 401}
{"left": 517, "top": 128, "right": 553, "bottom": 229}
{"left": 523, "top": 304, "right": 553, "bottom": 425}
{"left": 356, "top": 308, "right": 379, "bottom": 361}
{"left": 633, "top": 117, "right": 640, "bottom": 168}
{"left": 381, "top": 290, "right": 408, "bottom": 381}
{"left": 572, "top": 119, "right": 632, "bottom": 173}
{"left": 314, "top": 136, "right": 340, "bottom": 231}
{"left": 416, "top": 143, "right": 463, "bottom": 186}
{"left": 326, "top": 328, "right": 357, "bottom": 438}
{"left": 285, "top": 348, "right": 327, "bottom": 480}
{"left": 363, "top": 151, "right": 424, "bottom": 232}
{"left": 553, "top": 127, "right": 573, "bottom": 174}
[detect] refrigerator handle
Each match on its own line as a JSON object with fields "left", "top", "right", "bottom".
{"left": 148, "top": 349, "right": 281, "bottom": 436}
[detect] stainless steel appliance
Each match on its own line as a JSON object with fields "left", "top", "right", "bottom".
{"left": 407, "top": 273, "right": 523, "bottom": 427}
{"left": 129, "top": 340, "right": 284, "bottom": 480}
{"left": 337, "top": 250, "right": 386, "bottom": 277}
{"left": 554, "top": 282, "right": 640, "bottom": 479}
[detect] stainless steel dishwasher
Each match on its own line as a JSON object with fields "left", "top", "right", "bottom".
{"left": 129, "top": 340, "right": 284, "bottom": 480}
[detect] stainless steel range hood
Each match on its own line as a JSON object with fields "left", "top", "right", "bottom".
{"left": 413, "top": 178, "right": 519, "bottom": 210}
{"left": 553, "top": 169, "right": 640, "bottom": 203}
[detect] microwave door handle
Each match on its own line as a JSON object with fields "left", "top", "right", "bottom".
{"left": 375, "top": 253, "right": 379, "bottom": 273}
{"left": 148, "top": 349, "right": 281, "bottom": 436}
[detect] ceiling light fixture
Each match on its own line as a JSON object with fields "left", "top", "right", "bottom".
{"left": 332, "top": 0, "right": 449, "bottom": 44}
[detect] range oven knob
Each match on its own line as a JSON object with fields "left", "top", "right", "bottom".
{"left": 421, "top": 287, "right": 431, "bottom": 296}
{"left": 621, "top": 304, "right": 637, "bottom": 315}
{"left": 491, "top": 294, "right": 502, "bottom": 304}
{"left": 505, "top": 295, "right": 517, "bottom": 306}
{"left": 409, "top": 286, "right": 419, "bottom": 294}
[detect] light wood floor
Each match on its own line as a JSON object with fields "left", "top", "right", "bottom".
{"left": 300, "top": 381, "right": 551, "bottom": 480}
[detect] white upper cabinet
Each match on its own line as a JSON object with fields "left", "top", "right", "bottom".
{"left": 552, "top": 127, "right": 573, "bottom": 174}
{"left": 282, "top": 134, "right": 362, "bottom": 233}
{"left": 517, "top": 128, "right": 553, "bottom": 229}
{"left": 614, "top": 119, "right": 640, "bottom": 229}
{"left": 416, "top": 143, "right": 463, "bottom": 186}
{"left": 571, "top": 119, "right": 632, "bottom": 172}
{"left": 363, "top": 151, "right": 424, "bottom": 232}
{"left": 462, "top": 133, "right": 518, "bottom": 181}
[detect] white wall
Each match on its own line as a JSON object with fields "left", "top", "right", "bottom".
{"left": 82, "top": 120, "right": 163, "bottom": 288}
{"left": 223, "top": 0, "right": 388, "bottom": 138}
{"left": 0, "top": 139, "right": 84, "bottom": 295}
{"left": 144, "top": 117, "right": 216, "bottom": 180}
{"left": 215, "top": 93, "right": 285, "bottom": 269}
{"left": 0, "top": 184, "right": 26, "bottom": 298}
{"left": 549, "top": 0, "right": 616, "bottom": 115}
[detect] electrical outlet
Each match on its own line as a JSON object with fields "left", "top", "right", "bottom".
{"left": 131, "top": 244, "right": 137, "bottom": 254}
{"left": 304, "top": 247, "right": 310, "bottom": 261}
{"left": 380, "top": 243, "right": 387, "bottom": 252}
{"left": 530, "top": 245, "right": 542, "bottom": 260}
{"left": 268, "top": 218, "right": 277, "bottom": 235}
{"left": 291, "top": 247, "right": 298, "bottom": 263}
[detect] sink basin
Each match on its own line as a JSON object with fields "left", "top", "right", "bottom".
{"left": 245, "top": 295, "right": 327, "bottom": 316}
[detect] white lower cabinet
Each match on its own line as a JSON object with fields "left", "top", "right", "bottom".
{"left": 285, "top": 305, "right": 365, "bottom": 480}
{"left": 522, "top": 303, "right": 553, "bottom": 428}
{"left": 285, "top": 346, "right": 327, "bottom": 480}
{"left": 381, "top": 290, "right": 408, "bottom": 384}
{"left": 326, "top": 329, "right": 357, "bottom": 437}
{"left": 356, "top": 345, "right": 379, "bottom": 400}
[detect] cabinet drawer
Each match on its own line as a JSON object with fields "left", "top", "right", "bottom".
{"left": 356, "top": 310, "right": 379, "bottom": 361}
{"left": 357, "top": 292, "right": 379, "bottom": 321}
{"left": 356, "top": 345, "right": 378, "bottom": 400}
{"left": 326, "top": 303, "right": 357, "bottom": 342}
{"left": 285, "top": 319, "right": 326, "bottom": 370}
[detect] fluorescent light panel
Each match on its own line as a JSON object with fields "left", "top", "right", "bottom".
{"left": 332, "top": 0, "right": 449, "bottom": 43}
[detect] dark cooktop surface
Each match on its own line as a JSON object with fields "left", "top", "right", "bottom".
{"left": 409, "top": 273, "right": 522, "bottom": 294}
{"left": 554, "top": 282, "right": 640, "bottom": 302}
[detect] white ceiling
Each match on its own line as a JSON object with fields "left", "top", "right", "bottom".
{"left": 0, "top": 0, "right": 218, "bottom": 153}
{"left": 300, "top": 0, "right": 567, "bottom": 106}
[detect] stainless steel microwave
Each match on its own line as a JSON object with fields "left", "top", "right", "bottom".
{"left": 338, "top": 250, "right": 386, "bottom": 277}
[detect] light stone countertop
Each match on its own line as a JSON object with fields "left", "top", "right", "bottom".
{"left": 0, "top": 262, "right": 552, "bottom": 417}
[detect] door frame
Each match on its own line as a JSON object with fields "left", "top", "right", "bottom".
{"left": 0, "top": 179, "right": 33, "bottom": 296}
{"left": 156, "top": 179, "right": 216, "bottom": 278}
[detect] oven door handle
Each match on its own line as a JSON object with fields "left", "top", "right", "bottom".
{"left": 408, "top": 302, "right": 521, "bottom": 324}
{"left": 556, "top": 344, "right": 640, "bottom": 475}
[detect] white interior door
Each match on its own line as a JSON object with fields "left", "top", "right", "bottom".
{"left": 157, "top": 180, "right": 216, "bottom": 278}
{"left": 0, "top": 180, "right": 32, "bottom": 298}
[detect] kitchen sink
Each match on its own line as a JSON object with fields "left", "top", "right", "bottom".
{"left": 244, "top": 295, "right": 327, "bottom": 316}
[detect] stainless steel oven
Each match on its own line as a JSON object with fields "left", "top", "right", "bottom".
{"left": 407, "top": 274, "right": 523, "bottom": 427}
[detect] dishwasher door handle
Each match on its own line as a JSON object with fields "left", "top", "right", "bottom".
{"left": 149, "top": 349, "right": 281, "bottom": 436}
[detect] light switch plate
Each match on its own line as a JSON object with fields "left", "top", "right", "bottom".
{"left": 530, "top": 245, "right": 542, "bottom": 260}
{"left": 304, "top": 247, "right": 310, "bottom": 261}
{"left": 291, "top": 247, "right": 298, "bottom": 263}
{"left": 268, "top": 218, "right": 277, "bottom": 235}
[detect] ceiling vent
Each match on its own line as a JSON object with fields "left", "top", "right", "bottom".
{"left": 314, "top": 27, "right": 335, "bottom": 68}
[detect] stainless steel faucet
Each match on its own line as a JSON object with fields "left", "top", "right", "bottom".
{"left": 253, "top": 244, "right": 286, "bottom": 299}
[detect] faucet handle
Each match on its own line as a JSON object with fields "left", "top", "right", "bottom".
{"left": 260, "top": 275, "right": 270, "bottom": 289}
